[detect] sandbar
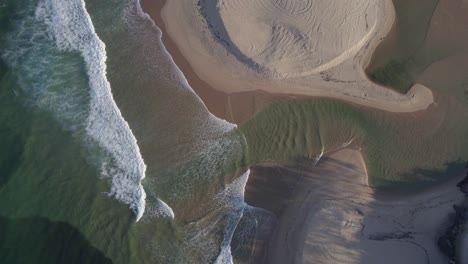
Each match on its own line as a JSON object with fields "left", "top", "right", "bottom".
{"left": 160, "top": 0, "right": 434, "bottom": 113}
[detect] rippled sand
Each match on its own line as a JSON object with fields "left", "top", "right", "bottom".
{"left": 160, "top": 0, "right": 433, "bottom": 112}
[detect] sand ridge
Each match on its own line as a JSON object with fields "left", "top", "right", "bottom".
{"left": 161, "top": 0, "right": 434, "bottom": 113}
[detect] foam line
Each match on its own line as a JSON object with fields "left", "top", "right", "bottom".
{"left": 36, "top": 0, "right": 147, "bottom": 221}
{"left": 213, "top": 169, "right": 250, "bottom": 264}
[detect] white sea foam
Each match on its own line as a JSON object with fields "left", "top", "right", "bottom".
{"left": 131, "top": 0, "right": 237, "bottom": 135}
{"left": 215, "top": 169, "right": 249, "bottom": 209}
{"left": 213, "top": 169, "right": 250, "bottom": 264}
{"left": 313, "top": 146, "right": 325, "bottom": 167}
{"left": 35, "top": 0, "right": 147, "bottom": 221}
{"left": 145, "top": 198, "right": 175, "bottom": 219}
{"left": 124, "top": 1, "right": 248, "bottom": 261}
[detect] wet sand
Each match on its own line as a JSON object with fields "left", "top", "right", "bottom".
{"left": 140, "top": 0, "right": 435, "bottom": 126}
{"left": 140, "top": 0, "right": 281, "bottom": 124}
{"left": 139, "top": 1, "right": 468, "bottom": 263}
{"left": 158, "top": 0, "right": 434, "bottom": 113}
{"left": 366, "top": 0, "right": 468, "bottom": 92}
{"left": 245, "top": 149, "right": 465, "bottom": 264}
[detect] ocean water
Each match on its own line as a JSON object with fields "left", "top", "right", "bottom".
{"left": 1, "top": 0, "right": 147, "bottom": 218}
{"left": 0, "top": 0, "right": 263, "bottom": 263}
{"left": 2, "top": 0, "right": 466, "bottom": 263}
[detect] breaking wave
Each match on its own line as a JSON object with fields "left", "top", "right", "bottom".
{"left": 33, "top": 0, "right": 148, "bottom": 220}
{"left": 1, "top": 0, "right": 257, "bottom": 261}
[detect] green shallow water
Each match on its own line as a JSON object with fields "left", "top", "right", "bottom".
{"left": 239, "top": 0, "right": 468, "bottom": 191}
{"left": 0, "top": 0, "right": 252, "bottom": 263}
{"left": 239, "top": 95, "right": 468, "bottom": 191}
{"left": 0, "top": 55, "right": 134, "bottom": 264}
{"left": 366, "top": 0, "right": 440, "bottom": 92}
{"left": 0, "top": 0, "right": 138, "bottom": 263}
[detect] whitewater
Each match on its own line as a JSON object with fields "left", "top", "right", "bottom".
{"left": 35, "top": 0, "right": 148, "bottom": 221}
{"left": 2, "top": 0, "right": 255, "bottom": 261}
{"left": 128, "top": 1, "right": 252, "bottom": 262}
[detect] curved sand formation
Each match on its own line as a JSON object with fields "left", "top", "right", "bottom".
{"left": 214, "top": 0, "right": 379, "bottom": 78}
{"left": 161, "top": 0, "right": 434, "bottom": 112}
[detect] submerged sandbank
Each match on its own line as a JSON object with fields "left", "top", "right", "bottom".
{"left": 143, "top": 1, "right": 468, "bottom": 263}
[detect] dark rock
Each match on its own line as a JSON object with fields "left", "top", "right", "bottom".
{"left": 368, "top": 231, "right": 414, "bottom": 241}
{"left": 438, "top": 234, "right": 456, "bottom": 262}
{"left": 456, "top": 175, "right": 468, "bottom": 194}
{"left": 437, "top": 204, "right": 468, "bottom": 263}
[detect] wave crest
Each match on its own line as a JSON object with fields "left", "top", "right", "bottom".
{"left": 36, "top": 0, "right": 147, "bottom": 221}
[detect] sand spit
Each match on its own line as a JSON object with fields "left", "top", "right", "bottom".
{"left": 246, "top": 149, "right": 465, "bottom": 263}
{"left": 161, "top": 0, "right": 433, "bottom": 113}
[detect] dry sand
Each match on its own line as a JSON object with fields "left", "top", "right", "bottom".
{"left": 246, "top": 149, "right": 465, "bottom": 263}
{"left": 160, "top": 0, "right": 434, "bottom": 113}
{"left": 138, "top": 1, "right": 464, "bottom": 263}
{"left": 140, "top": 0, "right": 283, "bottom": 124}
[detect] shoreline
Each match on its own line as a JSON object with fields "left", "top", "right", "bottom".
{"left": 141, "top": 0, "right": 434, "bottom": 129}
{"left": 139, "top": 0, "right": 230, "bottom": 121}
{"left": 140, "top": 0, "right": 281, "bottom": 124}
{"left": 158, "top": 0, "right": 434, "bottom": 113}
{"left": 138, "top": 1, "right": 463, "bottom": 263}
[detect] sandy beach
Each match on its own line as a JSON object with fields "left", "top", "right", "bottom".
{"left": 246, "top": 149, "right": 466, "bottom": 263}
{"left": 138, "top": 1, "right": 467, "bottom": 263}
{"left": 140, "top": 0, "right": 284, "bottom": 124}
{"left": 2, "top": 0, "right": 467, "bottom": 263}
{"left": 158, "top": 0, "right": 434, "bottom": 113}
